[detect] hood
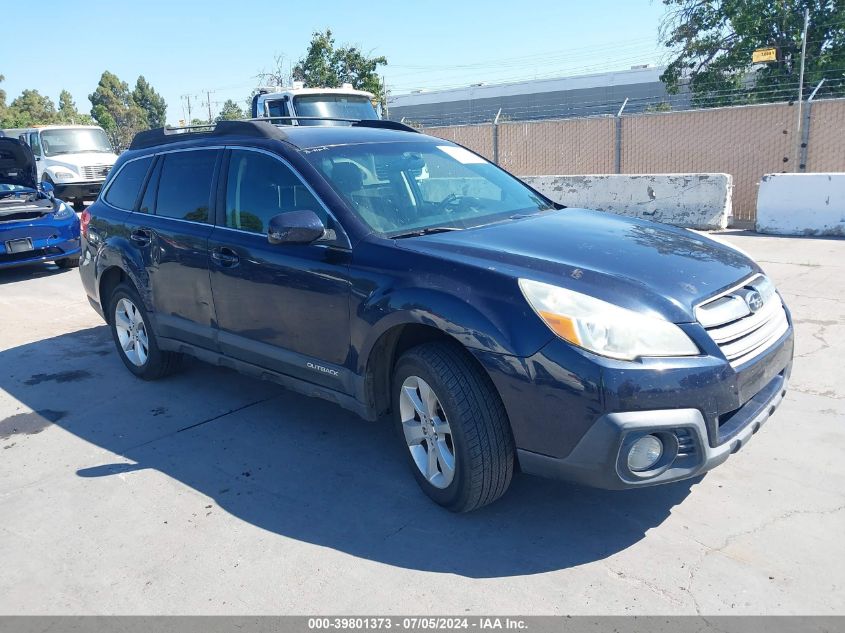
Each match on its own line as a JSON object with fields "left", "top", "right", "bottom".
{"left": 397, "top": 209, "right": 759, "bottom": 322}
{"left": 0, "top": 138, "right": 37, "bottom": 190}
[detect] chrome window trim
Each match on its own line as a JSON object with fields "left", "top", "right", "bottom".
{"left": 103, "top": 146, "right": 223, "bottom": 220}
{"left": 222, "top": 145, "right": 352, "bottom": 249}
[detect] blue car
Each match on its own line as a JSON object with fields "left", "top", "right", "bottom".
{"left": 0, "top": 137, "right": 81, "bottom": 269}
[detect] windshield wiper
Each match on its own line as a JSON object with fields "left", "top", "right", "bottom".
{"left": 390, "top": 226, "right": 464, "bottom": 239}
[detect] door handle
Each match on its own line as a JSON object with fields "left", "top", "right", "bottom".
{"left": 129, "top": 229, "right": 152, "bottom": 246}
{"left": 211, "top": 247, "right": 240, "bottom": 267}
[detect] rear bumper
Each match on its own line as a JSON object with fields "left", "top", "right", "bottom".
{"left": 518, "top": 369, "right": 789, "bottom": 489}
{"left": 1, "top": 218, "right": 80, "bottom": 268}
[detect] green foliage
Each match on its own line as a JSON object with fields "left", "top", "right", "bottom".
{"left": 216, "top": 99, "right": 245, "bottom": 121}
{"left": 89, "top": 71, "right": 149, "bottom": 149}
{"left": 645, "top": 101, "right": 673, "bottom": 112}
{"left": 660, "top": 0, "right": 845, "bottom": 105}
{"left": 0, "top": 70, "right": 165, "bottom": 146}
{"left": 0, "top": 74, "right": 6, "bottom": 120}
{"left": 132, "top": 75, "right": 167, "bottom": 128}
{"left": 7, "top": 89, "right": 58, "bottom": 126}
{"left": 57, "top": 90, "right": 94, "bottom": 124}
{"left": 292, "top": 29, "right": 388, "bottom": 104}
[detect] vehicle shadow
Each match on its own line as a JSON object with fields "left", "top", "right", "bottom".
{"left": 0, "top": 326, "right": 697, "bottom": 579}
{"left": 0, "top": 262, "right": 72, "bottom": 284}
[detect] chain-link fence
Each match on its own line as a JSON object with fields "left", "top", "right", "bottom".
{"left": 413, "top": 92, "right": 845, "bottom": 225}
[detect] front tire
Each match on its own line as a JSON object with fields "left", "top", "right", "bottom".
{"left": 393, "top": 342, "right": 514, "bottom": 512}
{"left": 107, "top": 283, "right": 181, "bottom": 380}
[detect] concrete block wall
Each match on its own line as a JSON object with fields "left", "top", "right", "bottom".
{"left": 523, "top": 173, "right": 732, "bottom": 230}
{"left": 756, "top": 173, "right": 845, "bottom": 236}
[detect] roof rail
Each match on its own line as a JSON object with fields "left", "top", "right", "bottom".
{"left": 129, "top": 116, "right": 420, "bottom": 150}
{"left": 129, "top": 120, "right": 288, "bottom": 150}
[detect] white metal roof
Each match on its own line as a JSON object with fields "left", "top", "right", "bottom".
{"left": 389, "top": 66, "right": 666, "bottom": 107}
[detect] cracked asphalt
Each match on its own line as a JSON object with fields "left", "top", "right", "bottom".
{"left": 0, "top": 231, "right": 843, "bottom": 615}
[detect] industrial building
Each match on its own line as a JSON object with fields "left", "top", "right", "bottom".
{"left": 387, "top": 65, "right": 688, "bottom": 126}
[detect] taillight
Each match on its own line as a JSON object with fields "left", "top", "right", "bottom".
{"left": 80, "top": 209, "right": 91, "bottom": 238}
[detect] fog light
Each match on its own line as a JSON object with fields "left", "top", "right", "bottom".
{"left": 627, "top": 435, "right": 663, "bottom": 472}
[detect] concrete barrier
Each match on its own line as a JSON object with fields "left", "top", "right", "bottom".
{"left": 756, "top": 173, "right": 845, "bottom": 236}
{"left": 522, "top": 174, "right": 732, "bottom": 230}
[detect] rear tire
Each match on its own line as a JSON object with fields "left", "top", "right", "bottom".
{"left": 56, "top": 256, "right": 79, "bottom": 269}
{"left": 107, "top": 283, "right": 181, "bottom": 380}
{"left": 393, "top": 342, "right": 514, "bottom": 512}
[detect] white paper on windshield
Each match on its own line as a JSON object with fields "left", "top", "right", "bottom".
{"left": 437, "top": 145, "right": 487, "bottom": 164}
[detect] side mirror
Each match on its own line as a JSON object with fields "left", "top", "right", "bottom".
{"left": 41, "top": 181, "right": 54, "bottom": 194}
{"left": 267, "top": 210, "right": 325, "bottom": 245}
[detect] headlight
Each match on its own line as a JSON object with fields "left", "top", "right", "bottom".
{"left": 519, "top": 278, "right": 700, "bottom": 360}
{"left": 53, "top": 203, "right": 75, "bottom": 220}
{"left": 52, "top": 170, "right": 76, "bottom": 181}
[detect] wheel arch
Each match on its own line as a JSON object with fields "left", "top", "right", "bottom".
{"left": 361, "top": 319, "right": 506, "bottom": 420}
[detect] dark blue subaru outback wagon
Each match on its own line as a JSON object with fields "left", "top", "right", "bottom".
{"left": 79, "top": 120, "right": 793, "bottom": 512}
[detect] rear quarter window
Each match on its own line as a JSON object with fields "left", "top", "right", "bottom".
{"left": 104, "top": 157, "right": 153, "bottom": 210}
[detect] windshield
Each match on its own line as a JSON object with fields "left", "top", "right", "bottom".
{"left": 293, "top": 95, "right": 378, "bottom": 125}
{"left": 41, "top": 128, "right": 113, "bottom": 157}
{"left": 306, "top": 141, "right": 555, "bottom": 236}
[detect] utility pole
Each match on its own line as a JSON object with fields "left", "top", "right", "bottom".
{"left": 207, "top": 91, "right": 213, "bottom": 123}
{"left": 382, "top": 74, "right": 388, "bottom": 119}
{"left": 794, "top": 6, "right": 809, "bottom": 172}
{"left": 181, "top": 94, "right": 192, "bottom": 123}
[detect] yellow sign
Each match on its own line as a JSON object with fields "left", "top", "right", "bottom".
{"left": 753, "top": 47, "right": 778, "bottom": 63}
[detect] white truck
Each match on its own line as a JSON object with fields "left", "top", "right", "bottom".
{"left": 9, "top": 125, "right": 118, "bottom": 209}
{"left": 250, "top": 82, "right": 380, "bottom": 124}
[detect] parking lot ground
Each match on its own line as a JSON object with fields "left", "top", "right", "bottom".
{"left": 0, "top": 231, "right": 843, "bottom": 615}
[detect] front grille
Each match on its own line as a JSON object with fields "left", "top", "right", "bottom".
{"left": 696, "top": 275, "right": 789, "bottom": 367}
{"left": 81, "top": 164, "right": 111, "bottom": 180}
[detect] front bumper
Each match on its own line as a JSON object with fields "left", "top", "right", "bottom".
{"left": 53, "top": 181, "right": 104, "bottom": 200}
{"left": 479, "top": 313, "right": 794, "bottom": 489}
{"left": 517, "top": 368, "right": 789, "bottom": 489}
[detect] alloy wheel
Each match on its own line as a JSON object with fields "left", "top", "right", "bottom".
{"left": 399, "top": 375, "right": 456, "bottom": 489}
{"left": 114, "top": 298, "right": 149, "bottom": 367}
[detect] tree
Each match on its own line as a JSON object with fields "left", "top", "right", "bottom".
{"left": 89, "top": 71, "right": 148, "bottom": 149}
{"left": 292, "top": 29, "right": 387, "bottom": 104}
{"left": 257, "top": 54, "right": 292, "bottom": 88}
{"left": 0, "top": 74, "right": 6, "bottom": 122}
{"left": 132, "top": 76, "right": 167, "bottom": 128}
{"left": 7, "top": 89, "right": 57, "bottom": 126}
{"left": 216, "top": 99, "right": 245, "bottom": 121}
{"left": 660, "top": 0, "right": 845, "bottom": 105}
{"left": 57, "top": 90, "right": 94, "bottom": 124}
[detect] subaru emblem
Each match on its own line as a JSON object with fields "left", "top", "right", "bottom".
{"left": 746, "top": 290, "right": 764, "bottom": 313}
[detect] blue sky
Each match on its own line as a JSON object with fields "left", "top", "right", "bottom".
{"left": 0, "top": 0, "right": 669, "bottom": 125}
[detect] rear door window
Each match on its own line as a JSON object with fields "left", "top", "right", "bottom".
{"left": 155, "top": 150, "right": 218, "bottom": 223}
{"left": 104, "top": 156, "right": 153, "bottom": 210}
